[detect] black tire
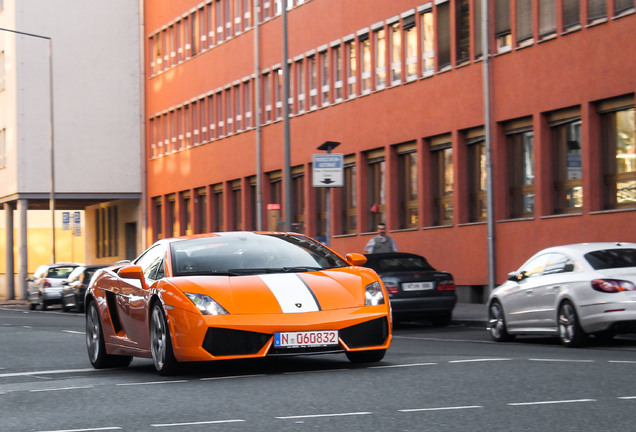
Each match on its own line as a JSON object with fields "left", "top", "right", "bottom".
{"left": 61, "top": 298, "right": 69, "bottom": 312}
{"left": 150, "top": 302, "right": 179, "bottom": 376}
{"left": 86, "top": 301, "right": 132, "bottom": 369}
{"left": 39, "top": 297, "right": 47, "bottom": 311}
{"left": 430, "top": 312, "right": 452, "bottom": 327}
{"left": 558, "top": 301, "right": 587, "bottom": 348}
{"left": 488, "top": 300, "right": 514, "bottom": 342}
{"left": 346, "top": 349, "right": 386, "bottom": 363}
{"left": 29, "top": 302, "right": 36, "bottom": 311}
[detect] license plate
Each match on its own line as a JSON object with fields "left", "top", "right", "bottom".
{"left": 402, "top": 282, "right": 434, "bottom": 291}
{"left": 274, "top": 330, "right": 339, "bottom": 348}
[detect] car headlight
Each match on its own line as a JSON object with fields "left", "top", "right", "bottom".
{"left": 365, "top": 281, "right": 385, "bottom": 306}
{"left": 184, "top": 293, "right": 229, "bottom": 315}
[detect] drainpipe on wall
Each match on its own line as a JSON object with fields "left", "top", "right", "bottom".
{"left": 254, "top": 0, "right": 263, "bottom": 231}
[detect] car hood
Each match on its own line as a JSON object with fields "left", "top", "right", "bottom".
{"left": 168, "top": 269, "right": 372, "bottom": 314}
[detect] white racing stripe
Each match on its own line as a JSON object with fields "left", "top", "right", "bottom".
{"left": 259, "top": 273, "right": 319, "bottom": 313}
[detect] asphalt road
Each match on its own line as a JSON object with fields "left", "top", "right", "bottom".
{"left": 2, "top": 305, "right": 636, "bottom": 432}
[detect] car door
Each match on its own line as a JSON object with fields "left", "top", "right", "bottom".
{"left": 117, "top": 243, "right": 166, "bottom": 348}
{"left": 532, "top": 253, "right": 575, "bottom": 329}
{"left": 504, "top": 254, "right": 552, "bottom": 330}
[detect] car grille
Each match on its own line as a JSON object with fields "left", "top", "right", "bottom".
{"left": 203, "top": 328, "right": 271, "bottom": 356}
{"left": 339, "top": 317, "right": 389, "bottom": 348}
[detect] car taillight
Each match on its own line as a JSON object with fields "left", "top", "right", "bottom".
{"left": 592, "top": 279, "right": 636, "bottom": 293}
{"left": 43, "top": 280, "right": 51, "bottom": 287}
{"left": 437, "top": 280, "right": 455, "bottom": 291}
{"left": 384, "top": 281, "right": 399, "bottom": 294}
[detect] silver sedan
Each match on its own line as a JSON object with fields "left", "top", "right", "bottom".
{"left": 487, "top": 242, "right": 636, "bottom": 347}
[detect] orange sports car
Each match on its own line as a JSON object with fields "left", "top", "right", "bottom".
{"left": 85, "top": 232, "right": 392, "bottom": 375}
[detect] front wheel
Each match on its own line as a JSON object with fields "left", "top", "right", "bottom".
{"left": 558, "top": 301, "right": 587, "bottom": 347}
{"left": 488, "top": 300, "right": 514, "bottom": 342}
{"left": 150, "top": 303, "right": 179, "bottom": 375}
{"left": 346, "top": 349, "right": 386, "bottom": 363}
{"left": 86, "top": 301, "right": 132, "bottom": 368}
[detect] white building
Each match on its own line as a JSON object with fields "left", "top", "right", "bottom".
{"left": 0, "top": 0, "right": 143, "bottom": 299}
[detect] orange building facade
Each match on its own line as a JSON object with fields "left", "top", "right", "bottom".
{"left": 144, "top": 0, "right": 636, "bottom": 300}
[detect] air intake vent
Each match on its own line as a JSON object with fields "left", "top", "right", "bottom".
{"left": 340, "top": 317, "right": 389, "bottom": 348}
{"left": 203, "top": 328, "right": 270, "bottom": 357}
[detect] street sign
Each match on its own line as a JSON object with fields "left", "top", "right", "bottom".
{"left": 312, "top": 153, "right": 344, "bottom": 187}
{"left": 62, "top": 211, "right": 70, "bottom": 230}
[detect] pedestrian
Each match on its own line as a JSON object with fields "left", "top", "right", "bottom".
{"left": 364, "top": 222, "right": 398, "bottom": 254}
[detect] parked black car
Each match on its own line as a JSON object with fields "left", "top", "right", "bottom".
{"left": 61, "top": 265, "right": 108, "bottom": 313}
{"left": 28, "top": 263, "right": 82, "bottom": 311}
{"left": 363, "top": 252, "right": 457, "bottom": 325}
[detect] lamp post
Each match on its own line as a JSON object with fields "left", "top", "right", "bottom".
{"left": 0, "top": 28, "right": 56, "bottom": 267}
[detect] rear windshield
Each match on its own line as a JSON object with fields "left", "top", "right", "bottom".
{"left": 584, "top": 248, "right": 636, "bottom": 270}
{"left": 365, "top": 255, "right": 435, "bottom": 272}
{"left": 46, "top": 266, "right": 77, "bottom": 279}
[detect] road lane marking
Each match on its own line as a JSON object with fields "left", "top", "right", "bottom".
{"left": 400, "top": 405, "right": 483, "bottom": 412}
{"left": 529, "top": 358, "right": 594, "bottom": 363}
{"left": 201, "top": 374, "right": 266, "bottom": 380}
{"left": 36, "top": 428, "right": 122, "bottom": 432}
{"left": 0, "top": 368, "right": 97, "bottom": 378}
{"left": 609, "top": 360, "right": 636, "bottom": 364}
{"left": 62, "top": 330, "right": 85, "bottom": 335}
{"left": 152, "top": 419, "right": 245, "bottom": 427}
{"left": 449, "top": 358, "right": 511, "bottom": 363}
{"left": 276, "top": 412, "right": 372, "bottom": 419}
{"left": 508, "top": 399, "right": 596, "bottom": 406}
{"left": 370, "top": 362, "right": 437, "bottom": 369}
{"left": 30, "top": 386, "right": 93, "bottom": 392}
{"left": 618, "top": 396, "right": 636, "bottom": 399}
{"left": 116, "top": 380, "right": 187, "bottom": 386}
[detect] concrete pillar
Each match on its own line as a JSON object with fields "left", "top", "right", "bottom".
{"left": 18, "top": 199, "right": 28, "bottom": 300}
{"left": 4, "top": 202, "right": 14, "bottom": 300}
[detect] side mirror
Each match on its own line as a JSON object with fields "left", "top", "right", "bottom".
{"left": 508, "top": 271, "right": 523, "bottom": 281}
{"left": 118, "top": 265, "right": 144, "bottom": 280}
{"left": 346, "top": 253, "right": 367, "bottom": 266}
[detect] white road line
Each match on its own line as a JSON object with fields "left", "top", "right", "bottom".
{"left": 529, "top": 358, "right": 594, "bottom": 363}
{"left": 200, "top": 374, "right": 266, "bottom": 381}
{"left": 276, "top": 412, "right": 372, "bottom": 420}
{"left": 609, "top": 360, "right": 636, "bottom": 364}
{"left": 508, "top": 399, "right": 596, "bottom": 406}
{"left": 62, "top": 330, "right": 85, "bottom": 335}
{"left": 36, "top": 427, "right": 122, "bottom": 432}
{"left": 618, "top": 396, "right": 636, "bottom": 400}
{"left": 0, "top": 368, "right": 97, "bottom": 378}
{"left": 116, "top": 380, "right": 188, "bottom": 387}
{"left": 152, "top": 419, "right": 245, "bottom": 427}
{"left": 30, "top": 386, "right": 93, "bottom": 392}
{"left": 394, "top": 335, "right": 496, "bottom": 344}
{"left": 448, "top": 358, "right": 511, "bottom": 363}
{"left": 284, "top": 369, "right": 350, "bottom": 375}
{"left": 400, "top": 405, "right": 483, "bottom": 412}
{"left": 370, "top": 362, "right": 437, "bottom": 369}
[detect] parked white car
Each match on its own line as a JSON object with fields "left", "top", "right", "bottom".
{"left": 27, "top": 263, "right": 82, "bottom": 311}
{"left": 487, "top": 242, "right": 636, "bottom": 347}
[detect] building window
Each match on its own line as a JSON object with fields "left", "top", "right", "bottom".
{"left": 474, "top": 0, "right": 483, "bottom": 58}
{"left": 275, "top": 68, "right": 283, "bottom": 119}
{"left": 212, "top": 184, "right": 224, "bottom": 232}
{"left": 507, "top": 124, "right": 535, "bottom": 218}
{"left": 437, "top": 1, "right": 452, "bottom": 68}
{"left": 588, "top": 0, "right": 607, "bottom": 23}
{"left": 180, "top": 192, "right": 192, "bottom": 235}
{"left": 153, "top": 198, "right": 163, "bottom": 241}
{"left": 467, "top": 134, "right": 487, "bottom": 222}
{"left": 231, "top": 181, "right": 242, "bottom": 231}
{"left": 517, "top": 0, "right": 533, "bottom": 44}
{"left": 551, "top": 115, "right": 582, "bottom": 213}
{"left": 96, "top": 206, "right": 119, "bottom": 258}
{"left": 244, "top": 79, "right": 252, "bottom": 129}
{"left": 562, "top": 0, "right": 581, "bottom": 30}
{"left": 291, "top": 170, "right": 305, "bottom": 233}
{"left": 0, "top": 128, "right": 6, "bottom": 169}
{"left": 431, "top": 138, "right": 453, "bottom": 226}
{"left": 216, "top": 0, "right": 224, "bottom": 42}
{"left": 539, "top": 0, "right": 557, "bottom": 38}
{"left": 346, "top": 39, "right": 357, "bottom": 98}
{"left": 149, "top": 118, "right": 157, "bottom": 158}
{"left": 374, "top": 27, "right": 386, "bottom": 90}
{"left": 315, "top": 187, "right": 327, "bottom": 239}
{"left": 404, "top": 15, "right": 417, "bottom": 80}
{"left": 308, "top": 55, "right": 318, "bottom": 109}
{"left": 249, "top": 177, "right": 258, "bottom": 230}
{"left": 333, "top": 45, "right": 343, "bottom": 102}
{"left": 243, "top": 0, "right": 251, "bottom": 29}
{"left": 495, "top": 0, "right": 512, "bottom": 51}
{"left": 206, "top": 3, "right": 215, "bottom": 47}
{"left": 234, "top": 0, "right": 243, "bottom": 33}
{"left": 320, "top": 50, "right": 330, "bottom": 106}
{"left": 199, "top": 96, "right": 207, "bottom": 142}
{"left": 615, "top": 0, "right": 634, "bottom": 15}
{"left": 421, "top": 9, "right": 435, "bottom": 75}
{"left": 360, "top": 34, "right": 372, "bottom": 94}
{"left": 225, "top": 0, "right": 233, "bottom": 38}
{"left": 390, "top": 22, "right": 402, "bottom": 85}
{"left": 456, "top": 0, "right": 470, "bottom": 64}
{"left": 599, "top": 99, "right": 635, "bottom": 209}
{"left": 341, "top": 161, "right": 357, "bottom": 234}
{"left": 176, "top": 107, "right": 184, "bottom": 150}
{"left": 397, "top": 146, "right": 418, "bottom": 229}
{"left": 184, "top": 104, "right": 192, "bottom": 147}
{"left": 263, "top": 72, "right": 272, "bottom": 122}
{"left": 225, "top": 88, "right": 234, "bottom": 134}
{"left": 195, "top": 188, "right": 208, "bottom": 234}
{"left": 234, "top": 84, "right": 242, "bottom": 131}
{"left": 296, "top": 59, "right": 306, "bottom": 113}
{"left": 207, "top": 94, "right": 216, "bottom": 140}
{"left": 367, "top": 151, "right": 385, "bottom": 231}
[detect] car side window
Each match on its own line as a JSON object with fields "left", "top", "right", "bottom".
{"left": 518, "top": 254, "right": 551, "bottom": 279}
{"left": 542, "top": 253, "right": 575, "bottom": 276}
{"left": 134, "top": 244, "right": 166, "bottom": 281}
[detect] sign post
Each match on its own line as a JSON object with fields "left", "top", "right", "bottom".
{"left": 314, "top": 141, "right": 342, "bottom": 247}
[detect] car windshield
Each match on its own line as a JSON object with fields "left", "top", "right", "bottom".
{"left": 365, "top": 255, "right": 435, "bottom": 272}
{"left": 170, "top": 233, "right": 348, "bottom": 276}
{"left": 47, "top": 266, "right": 77, "bottom": 279}
{"left": 584, "top": 248, "right": 636, "bottom": 270}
